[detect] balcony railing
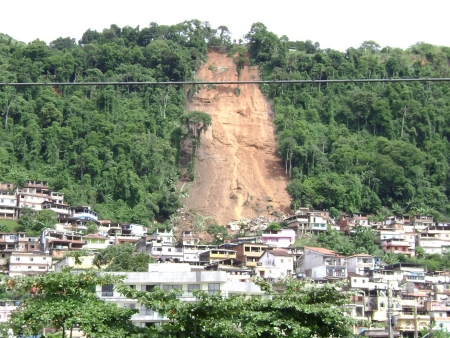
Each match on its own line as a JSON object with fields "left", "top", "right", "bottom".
{"left": 101, "top": 291, "right": 114, "bottom": 297}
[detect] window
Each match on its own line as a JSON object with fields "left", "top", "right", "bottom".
{"left": 15, "top": 257, "right": 20, "bottom": 261}
{"left": 101, "top": 284, "right": 114, "bottom": 297}
{"left": 1, "top": 254, "right": 4, "bottom": 258}
{"left": 163, "top": 285, "right": 182, "bottom": 291}
{"left": 208, "top": 283, "right": 220, "bottom": 295}
{"left": 30, "top": 257, "right": 34, "bottom": 262}
{"left": 280, "top": 259, "right": 284, "bottom": 263}
{"left": 142, "top": 285, "right": 156, "bottom": 292}
{"left": 124, "top": 303, "right": 136, "bottom": 309}
{"left": 129, "top": 285, "right": 136, "bottom": 290}
{"left": 140, "top": 306, "right": 154, "bottom": 316}
{"left": 28, "top": 266, "right": 32, "bottom": 269}
{"left": 188, "top": 284, "right": 200, "bottom": 293}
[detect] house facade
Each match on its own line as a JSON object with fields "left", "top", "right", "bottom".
{"left": 256, "top": 249, "right": 294, "bottom": 279}
{"left": 261, "top": 229, "right": 295, "bottom": 248}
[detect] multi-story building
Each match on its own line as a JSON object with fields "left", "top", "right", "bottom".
{"left": 256, "top": 249, "right": 294, "bottom": 279}
{"left": 0, "top": 183, "right": 18, "bottom": 219}
{"left": 97, "top": 263, "right": 265, "bottom": 328}
{"left": 346, "top": 254, "right": 375, "bottom": 276}
{"left": 84, "top": 234, "right": 112, "bottom": 250}
{"left": 70, "top": 206, "right": 99, "bottom": 222}
{"left": 9, "top": 252, "right": 53, "bottom": 277}
{"left": 297, "top": 247, "right": 347, "bottom": 280}
{"left": 261, "top": 229, "right": 295, "bottom": 248}
{"left": 338, "top": 214, "right": 369, "bottom": 233}
{"left": 121, "top": 224, "right": 147, "bottom": 237}
{"left": 232, "top": 242, "right": 268, "bottom": 268}
{"left": 42, "top": 200, "right": 70, "bottom": 219}
{"left": 410, "top": 215, "right": 434, "bottom": 233}
{"left": 16, "top": 181, "right": 50, "bottom": 213}
{"left": 285, "top": 211, "right": 328, "bottom": 235}
{"left": 199, "top": 249, "right": 237, "bottom": 264}
{"left": 41, "top": 229, "right": 85, "bottom": 257}
{"left": 0, "top": 300, "right": 21, "bottom": 323}
{"left": 417, "top": 224, "right": 450, "bottom": 255}
{"left": 381, "top": 238, "right": 412, "bottom": 256}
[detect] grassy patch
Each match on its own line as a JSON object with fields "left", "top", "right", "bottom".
{"left": 0, "top": 219, "right": 20, "bottom": 232}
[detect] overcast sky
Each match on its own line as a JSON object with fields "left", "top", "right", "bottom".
{"left": 2, "top": 0, "right": 449, "bottom": 51}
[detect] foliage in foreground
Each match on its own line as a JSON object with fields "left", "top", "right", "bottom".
{"left": 116, "top": 277, "right": 359, "bottom": 338}
{"left": 92, "top": 242, "right": 156, "bottom": 271}
{"left": 3, "top": 270, "right": 359, "bottom": 338}
{"left": 4, "top": 270, "right": 144, "bottom": 338}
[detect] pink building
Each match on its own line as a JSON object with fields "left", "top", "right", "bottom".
{"left": 261, "top": 229, "right": 296, "bottom": 248}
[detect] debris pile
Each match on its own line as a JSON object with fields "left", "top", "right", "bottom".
{"left": 226, "top": 214, "right": 286, "bottom": 234}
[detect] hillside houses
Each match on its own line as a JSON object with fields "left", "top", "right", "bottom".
{"left": 2, "top": 196, "right": 450, "bottom": 335}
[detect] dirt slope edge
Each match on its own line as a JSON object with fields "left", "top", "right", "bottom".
{"left": 181, "top": 49, "right": 291, "bottom": 225}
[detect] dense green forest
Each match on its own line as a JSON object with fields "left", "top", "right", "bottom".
{"left": 0, "top": 21, "right": 231, "bottom": 224}
{"left": 245, "top": 23, "right": 450, "bottom": 220}
{"left": 2, "top": 20, "right": 450, "bottom": 223}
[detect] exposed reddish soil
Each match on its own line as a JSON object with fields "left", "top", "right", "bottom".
{"left": 181, "top": 49, "right": 291, "bottom": 225}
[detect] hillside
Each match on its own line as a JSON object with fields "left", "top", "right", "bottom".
{"left": 182, "top": 50, "right": 290, "bottom": 224}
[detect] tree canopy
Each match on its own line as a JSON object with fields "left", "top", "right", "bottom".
{"left": 243, "top": 25, "right": 450, "bottom": 220}
{"left": 93, "top": 243, "right": 155, "bottom": 272}
{"left": 0, "top": 21, "right": 223, "bottom": 224}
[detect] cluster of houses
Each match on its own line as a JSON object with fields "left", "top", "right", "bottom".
{"left": 1, "top": 182, "right": 450, "bottom": 336}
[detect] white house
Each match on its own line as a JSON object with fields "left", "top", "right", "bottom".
{"left": 9, "top": 252, "right": 53, "bottom": 277}
{"left": 297, "top": 247, "right": 347, "bottom": 280}
{"left": 256, "top": 249, "right": 294, "bottom": 279}
{"left": 346, "top": 254, "right": 375, "bottom": 276}
{"left": 0, "top": 186, "right": 17, "bottom": 219}
{"left": 121, "top": 224, "right": 147, "bottom": 237}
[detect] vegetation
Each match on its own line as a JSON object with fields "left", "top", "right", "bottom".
{"left": 244, "top": 22, "right": 450, "bottom": 220}
{"left": 16, "top": 208, "right": 57, "bottom": 235}
{"left": 5, "top": 269, "right": 144, "bottom": 338}
{"left": 0, "top": 21, "right": 227, "bottom": 224}
{"left": 116, "top": 277, "right": 359, "bottom": 337}
{"left": 93, "top": 243, "right": 156, "bottom": 271}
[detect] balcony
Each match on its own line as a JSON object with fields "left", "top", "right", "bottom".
{"left": 405, "top": 275, "right": 425, "bottom": 282}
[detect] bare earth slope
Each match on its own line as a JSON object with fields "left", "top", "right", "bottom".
{"left": 182, "top": 50, "right": 291, "bottom": 224}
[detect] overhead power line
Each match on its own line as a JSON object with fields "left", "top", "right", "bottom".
{"left": 0, "top": 78, "right": 449, "bottom": 87}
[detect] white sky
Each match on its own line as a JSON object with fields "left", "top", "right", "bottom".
{"left": 2, "top": 0, "right": 449, "bottom": 51}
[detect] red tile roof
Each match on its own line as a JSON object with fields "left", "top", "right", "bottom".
{"left": 304, "top": 246, "right": 338, "bottom": 255}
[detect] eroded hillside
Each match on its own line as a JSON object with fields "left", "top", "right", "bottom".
{"left": 182, "top": 49, "right": 291, "bottom": 224}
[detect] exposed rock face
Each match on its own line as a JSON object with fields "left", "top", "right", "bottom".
{"left": 182, "top": 49, "right": 291, "bottom": 225}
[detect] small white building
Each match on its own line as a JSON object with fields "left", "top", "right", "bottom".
{"left": 297, "top": 247, "right": 347, "bottom": 280}
{"left": 0, "top": 187, "right": 18, "bottom": 219}
{"left": 9, "top": 252, "right": 53, "bottom": 277}
{"left": 121, "top": 224, "right": 147, "bottom": 237}
{"left": 256, "top": 249, "right": 294, "bottom": 279}
{"left": 346, "top": 254, "right": 375, "bottom": 276}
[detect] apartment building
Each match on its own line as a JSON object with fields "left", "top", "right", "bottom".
{"left": 297, "top": 247, "right": 347, "bottom": 280}
{"left": 0, "top": 183, "right": 17, "bottom": 219}
{"left": 9, "top": 252, "right": 53, "bottom": 277}
{"left": 97, "top": 263, "right": 265, "bottom": 328}
{"left": 256, "top": 249, "right": 294, "bottom": 279}
{"left": 285, "top": 211, "right": 328, "bottom": 235}
{"left": 261, "top": 228, "right": 295, "bottom": 248}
